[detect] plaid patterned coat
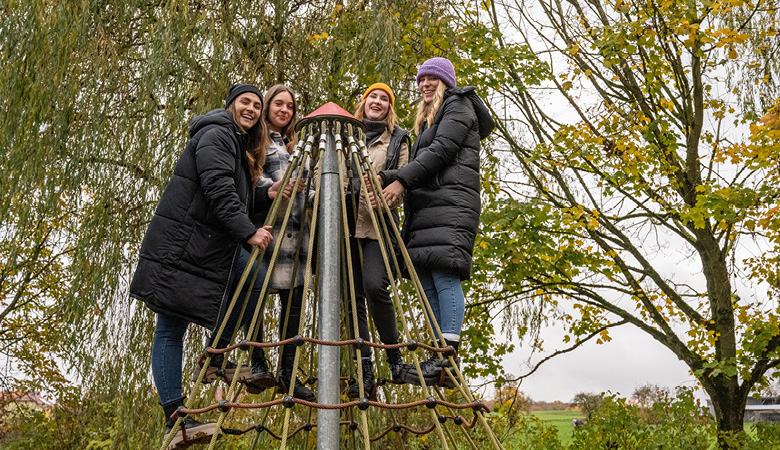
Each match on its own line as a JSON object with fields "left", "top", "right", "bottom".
{"left": 258, "top": 133, "right": 311, "bottom": 289}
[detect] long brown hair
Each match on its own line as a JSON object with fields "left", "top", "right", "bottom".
{"left": 227, "top": 100, "right": 267, "bottom": 184}
{"left": 353, "top": 91, "right": 398, "bottom": 131}
{"left": 262, "top": 84, "right": 298, "bottom": 154}
{"left": 413, "top": 81, "right": 447, "bottom": 135}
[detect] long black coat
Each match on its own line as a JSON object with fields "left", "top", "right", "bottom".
{"left": 130, "top": 109, "right": 272, "bottom": 330}
{"left": 381, "top": 87, "right": 494, "bottom": 281}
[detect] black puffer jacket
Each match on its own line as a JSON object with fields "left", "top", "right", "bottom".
{"left": 381, "top": 87, "right": 494, "bottom": 280}
{"left": 130, "top": 109, "right": 272, "bottom": 330}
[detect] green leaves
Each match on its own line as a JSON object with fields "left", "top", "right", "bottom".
{"left": 1, "top": 0, "right": 467, "bottom": 445}
{"left": 457, "top": 0, "right": 780, "bottom": 442}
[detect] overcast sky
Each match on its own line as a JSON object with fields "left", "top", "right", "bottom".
{"left": 502, "top": 322, "right": 698, "bottom": 403}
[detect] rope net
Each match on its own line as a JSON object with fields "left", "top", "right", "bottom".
{"left": 159, "top": 109, "right": 504, "bottom": 450}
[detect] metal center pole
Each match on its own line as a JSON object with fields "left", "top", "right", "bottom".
{"left": 317, "top": 120, "right": 341, "bottom": 449}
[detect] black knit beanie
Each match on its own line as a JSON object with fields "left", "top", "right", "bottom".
{"left": 225, "top": 83, "right": 263, "bottom": 108}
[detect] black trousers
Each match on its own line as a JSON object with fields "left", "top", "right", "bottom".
{"left": 345, "top": 237, "right": 401, "bottom": 359}
{"left": 278, "top": 286, "right": 305, "bottom": 371}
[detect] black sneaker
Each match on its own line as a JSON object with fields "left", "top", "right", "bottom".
{"left": 164, "top": 416, "right": 221, "bottom": 449}
{"left": 403, "top": 353, "right": 443, "bottom": 386}
{"left": 439, "top": 356, "right": 461, "bottom": 389}
{"left": 192, "top": 354, "right": 252, "bottom": 384}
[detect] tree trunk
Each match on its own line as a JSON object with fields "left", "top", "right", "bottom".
{"left": 705, "top": 381, "right": 748, "bottom": 449}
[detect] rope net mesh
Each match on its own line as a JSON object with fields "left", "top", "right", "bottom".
{"left": 159, "top": 112, "right": 504, "bottom": 450}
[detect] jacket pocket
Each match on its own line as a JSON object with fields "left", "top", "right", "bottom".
{"left": 181, "top": 222, "right": 227, "bottom": 267}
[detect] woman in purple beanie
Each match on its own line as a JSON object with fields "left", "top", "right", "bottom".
{"left": 378, "top": 57, "right": 495, "bottom": 387}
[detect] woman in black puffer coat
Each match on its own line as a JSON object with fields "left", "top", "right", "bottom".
{"left": 379, "top": 57, "right": 494, "bottom": 387}
{"left": 130, "top": 84, "right": 283, "bottom": 449}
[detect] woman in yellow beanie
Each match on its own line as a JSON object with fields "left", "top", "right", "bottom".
{"left": 343, "top": 82, "right": 412, "bottom": 399}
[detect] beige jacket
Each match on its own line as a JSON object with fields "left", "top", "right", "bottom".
{"left": 310, "top": 126, "right": 410, "bottom": 240}
{"left": 349, "top": 127, "right": 409, "bottom": 240}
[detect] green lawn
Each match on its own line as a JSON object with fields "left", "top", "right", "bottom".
{"left": 530, "top": 410, "right": 584, "bottom": 445}
{"left": 532, "top": 410, "right": 759, "bottom": 446}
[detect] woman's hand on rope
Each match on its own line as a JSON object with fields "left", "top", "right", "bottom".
{"left": 383, "top": 181, "right": 404, "bottom": 205}
{"left": 366, "top": 191, "right": 380, "bottom": 209}
{"left": 362, "top": 174, "right": 382, "bottom": 209}
{"left": 291, "top": 178, "right": 306, "bottom": 194}
{"left": 268, "top": 179, "right": 301, "bottom": 200}
{"left": 363, "top": 174, "right": 373, "bottom": 192}
{"left": 268, "top": 179, "right": 283, "bottom": 200}
{"left": 279, "top": 179, "right": 301, "bottom": 199}
{"left": 247, "top": 225, "right": 274, "bottom": 248}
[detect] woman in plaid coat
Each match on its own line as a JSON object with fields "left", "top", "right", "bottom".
{"left": 256, "top": 84, "right": 315, "bottom": 401}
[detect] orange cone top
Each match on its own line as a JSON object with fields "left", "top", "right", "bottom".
{"left": 296, "top": 102, "right": 364, "bottom": 132}
{"left": 304, "top": 102, "right": 357, "bottom": 120}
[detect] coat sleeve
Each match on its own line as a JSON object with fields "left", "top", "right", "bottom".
{"left": 388, "top": 141, "right": 410, "bottom": 208}
{"left": 392, "top": 96, "right": 475, "bottom": 190}
{"left": 195, "top": 128, "right": 257, "bottom": 241}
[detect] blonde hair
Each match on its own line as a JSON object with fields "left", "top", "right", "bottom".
{"left": 262, "top": 84, "right": 298, "bottom": 154}
{"left": 413, "top": 82, "right": 447, "bottom": 135}
{"left": 227, "top": 102, "right": 267, "bottom": 184}
{"left": 353, "top": 93, "right": 398, "bottom": 131}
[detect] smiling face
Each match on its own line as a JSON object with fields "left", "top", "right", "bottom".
{"left": 233, "top": 93, "right": 262, "bottom": 131}
{"left": 364, "top": 89, "right": 391, "bottom": 121}
{"left": 266, "top": 91, "right": 295, "bottom": 132}
{"left": 418, "top": 75, "right": 441, "bottom": 103}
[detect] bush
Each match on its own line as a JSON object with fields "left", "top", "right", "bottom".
{"left": 570, "top": 388, "right": 713, "bottom": 449}
{"left": 468, "top": 411, "right": 564, "bottom": 450}
{"left": 740, "top": 422, "right": 780, "bottom": 450}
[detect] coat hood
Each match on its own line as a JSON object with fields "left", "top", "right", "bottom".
{"left": 446, "top": 86, "right": 495, "bottom": 140}
{"left": 189, "top": 108, "right": 240, "bottom": 138}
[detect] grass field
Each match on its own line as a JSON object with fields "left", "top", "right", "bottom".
{"left": 530, "top": 410, "right": 584, "bottom": 445}
{"left": 532, "top": 409, "right": 759, "bottom": 446}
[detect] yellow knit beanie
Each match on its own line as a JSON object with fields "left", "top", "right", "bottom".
{"left": 361, "top": 83, "right": 395, "bottom": 106}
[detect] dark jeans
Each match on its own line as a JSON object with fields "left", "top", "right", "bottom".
{"left": 345, "top": 238, "right": 401, "bottom": 359}
{"left": 212, "top": 248, "right": 268, "bottom": 348}
{"left": 151, "top": 313, "right": 188, "bottom": 408}
{"left": 152, "top": 248, "right": 266, "bottom": 407}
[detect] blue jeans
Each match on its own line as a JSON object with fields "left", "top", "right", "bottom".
{"left": 417, "top": 268, "right": 465, "bottom": 343}
{"left": 152, "top": 248, "right": 267, "bottom": 407}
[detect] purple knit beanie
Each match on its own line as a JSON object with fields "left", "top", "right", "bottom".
{"left": 416, "top": 57, "right": 457, "bottom": 88}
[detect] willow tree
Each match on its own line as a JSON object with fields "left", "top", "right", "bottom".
{"left": 450, "top": 0, "right": 780, "bottom": 446}
{"left": 0, "top": 0, "right": 454, "bottom": 446}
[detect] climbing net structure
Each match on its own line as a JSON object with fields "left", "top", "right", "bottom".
{"left": 161, "top": 103, "right": 505, "bottom": 450}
